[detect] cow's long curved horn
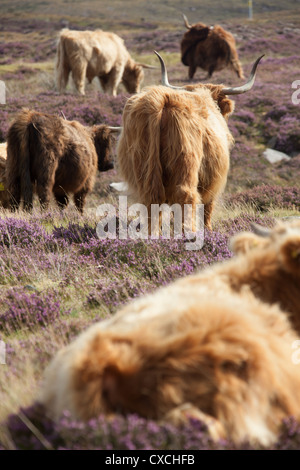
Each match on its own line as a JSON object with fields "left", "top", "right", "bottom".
{"left": 154, "top": 51, "right": 184, "bottom": 90}
{"left": 107, "top": 126, "right": 123, "bottom": 133}
{"left": 250, "top": 222, "right": 271, "bottom": 238}
{"left": 222, "top": 55, "right": 264, "bottom": 95}
{"left": 182, "top": 13, "right": 191, "bottom": 29}
{"left": 135, "top": 63, "right": 158, "bottom": 69}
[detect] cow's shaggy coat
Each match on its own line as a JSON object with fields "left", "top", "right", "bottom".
{"left": 227, "top": 219, "right": 300, "bottom": 334}
{"left": 181, "top": 16, "right": 244, "bottom": 80}
{"left": 39, "top": 220, "right": 300, "bottom": 446}
{"left": 6, "top": 109, "right": 114, "bottom": 212}
{"left": 56, "top": 29, "right": 146, "bottom": 96}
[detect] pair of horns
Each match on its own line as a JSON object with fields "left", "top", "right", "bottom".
{"left": 153, "top": 51, "right": 264, "bottom": 95}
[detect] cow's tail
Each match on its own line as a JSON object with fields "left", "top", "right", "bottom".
{"left": 117, "top": 90, "right": 166, "bottom": 208}
{"left": 6, "top": 110, "right": 33, "bottom": 210}
{"left": 55, "top": 30, "right": 70, "bottom": 92}
{"left": 141, "top": 99, "right": 166, "bottom": 207}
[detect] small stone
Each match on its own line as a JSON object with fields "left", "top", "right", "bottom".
{"left": 109, "top": 182, "right": 129, "bottom": 192}
{"left": 263, "top": 148, "right": 291, "bottom": 164}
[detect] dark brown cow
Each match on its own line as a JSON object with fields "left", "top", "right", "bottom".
{"left": 6, "top": 109, "right": 117, "bottom": 212}
{"left": 181, "top": 14, "right": 245, "bottom": 80}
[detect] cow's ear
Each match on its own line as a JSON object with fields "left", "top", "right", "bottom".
{"left": 217, "top": 94, "right": 235, "bottom": 119}
{"left": 280, "top": 235, "right": 300, "bottom": 273}
{"left": 230, "top": 232, "right": 266, "bottom": 254}
{"left": 206, "top": 84, "right": 235, "bottom": 119}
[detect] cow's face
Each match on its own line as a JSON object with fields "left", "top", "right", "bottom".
{"left": 91, "top": 126, "right": 115, "bottom": 172}
{"left": 122, "top": 64, "right": 144, "bottom": 94}
{"left": 231, "top": 220, "right": 300, "bottom": 277}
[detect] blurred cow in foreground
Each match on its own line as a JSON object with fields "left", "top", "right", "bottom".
{"left": 181, "top": 14, "right": 245, "bottom": 80}
{"left": 56, "top": 29, "right": 154, "bottom": 96}
{"left": 6, "top": 109, "right": 118, "bottom": 212}
{"left": 39, "top": 220, "right": 300, "bottom": 446}
{"left": 117, "top": 52, "right": 263, "bottom": 231}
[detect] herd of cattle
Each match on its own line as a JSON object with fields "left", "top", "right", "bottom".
{"left": 4, "top": 15, "right": 299, "bottom": 447}
{"left": 0, "top": 15, "right": 259, "bottom": 231}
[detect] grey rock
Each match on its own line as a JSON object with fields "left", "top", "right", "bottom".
{"left": 263, "top": 148, "right": 291, "bottom": 164}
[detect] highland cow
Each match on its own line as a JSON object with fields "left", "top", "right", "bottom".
{"left": 39, "top": 219, "right": 300, "bottom": 446}
{"left": 56, "top": 29, "right": 154, "bottom": 96}
{"left": 181, "top": 14, "right": 245, "bottom": 80}
{"left": 6, "top": 109, "right": 117, "bottom": 212}
{"left": 117, "top": 52, "right": 263, "bottom": 231}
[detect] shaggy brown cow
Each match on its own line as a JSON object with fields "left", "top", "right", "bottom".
{"left": 39, "top": 219, "right": 300, "bottom": 446}
{"left": 117, "top": 52, "right": 263, "bottom": 231}
{"left": 6, "top": 109, "right": 117, "bottom": 212}
{"left": 56, "top": 29, "right": 154, "bottom": 96}
{"left": 181, "top": 14, "right": 245, "bottom": 80}
{"left": 227, "top": 219, "right": 300, "bottom": 335}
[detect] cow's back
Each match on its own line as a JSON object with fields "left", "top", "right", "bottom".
{"left": 59, "top": 29, "right": 128, "bottom": 76}
{"left": 53, "top": 119, "right": 97, "bottom": 193}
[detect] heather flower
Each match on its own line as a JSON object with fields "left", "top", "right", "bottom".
{"left": 4, "top": 403, "right": 218, "bottom": 450}
{"left": 0, "top": 289, "right": 69, "bottom": 333}
{"left": 5, "top": 403, "right": 300, "bottom": 450}
{"left": 0, "top": 217, "right": 54, "bottom": 248}
{"left": 52, "top": 223, "right": 97, "bottom": 244}
{"left": 226, "top": 185, "right": 300, "bottom": 212}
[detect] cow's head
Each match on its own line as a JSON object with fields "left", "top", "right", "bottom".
{"left": 122, "top": 60, "right": 145, "bottom": 94}
{"left": 154, "top": 51, "right": 264, "bottom": 120}
{"left": 231, "top": 219, "right": 300, "bottom": 277}
{"left": 91, "top": 125, "right": 121, "bottom": 172}
{"left": 122, "top": 58, "right": 157, "bottom": 94}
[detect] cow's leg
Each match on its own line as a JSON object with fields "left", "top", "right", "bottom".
{"left": 73, "top": 187, "right": 89, "bottom": 214}
{"left": 207, "top": 65, "right": 215, "bottom": 79}
{"left": 71, "top": 61, "right": 87, "bottom": 95}
{"left": 101, "top": 67, "right": 123, "bottom": 96}
{"left": 8, "top": 180, "right": 21, "bottom": 211}
{"left": 36, "top": 159, "right": 58, "bottom": 210}
{"left": 99, "top": 75, "right": 109, "bottom": 93}
{"left": 204, "top": 201, "right": 214, "bottom": 231}
{"left": 173, "top": 163, "right": 201, "bottom": 233}
{"left": 173, "top": 187, "right": 200, "bottom": 234}
{"left": 57, "top": 64, "right": 70, "bottom": 93}
{"left": 54, "top": 192, "right": 69, "bottom": 210}
{"left": 36, "top": 184, "right": 53, "bottom": 210}
{"left": 188, "top": 64, "right": 197, "bottom": 80}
